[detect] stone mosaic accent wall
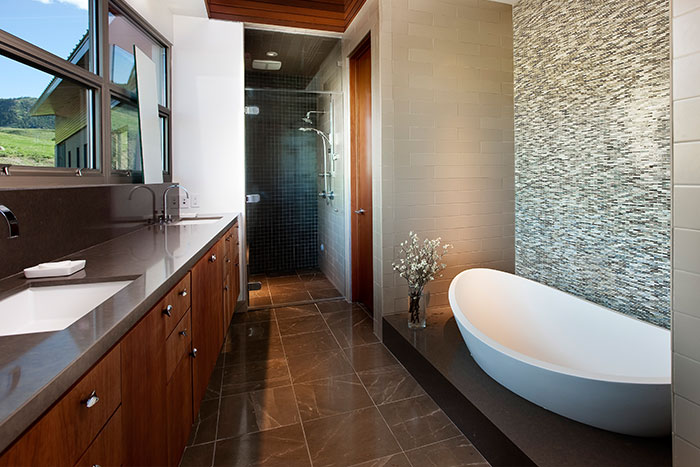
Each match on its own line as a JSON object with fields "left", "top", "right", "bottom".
{"left": 513, "top": 0, "right": 671, "bottom": 328}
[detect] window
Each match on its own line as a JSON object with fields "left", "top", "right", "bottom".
{"left": 0, "top": 0, "right": 95, "bottom": 72}
{"left": 0, "top": 0, "right": 171, "bottom": 185}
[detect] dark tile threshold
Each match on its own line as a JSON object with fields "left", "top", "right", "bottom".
{"left": 383, "top": 319, "right": 534, "bottom": 467}
{"left": 382, "top": 312, "right": 672, "bottom": 467}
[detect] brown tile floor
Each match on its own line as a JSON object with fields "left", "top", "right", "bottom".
{"left": 179, "top": 300, "right": 491, "bottom": 467}
{"left": 248, "top": 270, "right": 344, "bottom": 309}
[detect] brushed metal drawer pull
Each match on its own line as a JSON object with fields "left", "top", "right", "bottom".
{"left": 224, "top": 285, "right": 229, "bottom": 291}
{"left": 209, "top": 254, "right": 217, "bottom": 262}
{"left": 163, "top": 305, "right": 173, "bottom": 317}
{"left": 226, "top": 259, "right": 231, "bottom": 264}
{"left": 180, "top": 329, "right": 188, "bottom": 337}
{"left": 83, "top": 390, "right": 99, "bottom": 408}
{"left": 191, "top": 348, "right": 198, "bottom": 358}
{"left": 179, "top": 288, "right": 188, "bottom": 297}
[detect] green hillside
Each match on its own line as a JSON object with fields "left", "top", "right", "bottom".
{"left": 0, "top": 98, "right": 55, "bottom": 166}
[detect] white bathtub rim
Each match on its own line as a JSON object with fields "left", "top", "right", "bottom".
{"left": 448, "top": 268, "right": 671, "bottom": 386}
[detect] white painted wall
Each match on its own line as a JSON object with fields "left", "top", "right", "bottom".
{"left": 123, "top": 0, "right": 174, "bottom": 43}
{"left": 171, "top": 14, "right": 245, "bottom": 299}
{"left": 171, "top": 15, "right": 244, "bottom": 216}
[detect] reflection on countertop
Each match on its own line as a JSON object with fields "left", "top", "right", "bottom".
{"left": 0, "top": 213, "right": 239, "bottom": 454}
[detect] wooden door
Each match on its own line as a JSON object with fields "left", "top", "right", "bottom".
{"left": 121, "top": 308, "right": 168, "bottom": 467}
{"left": 350, "top": 36, "right": 373, "bottom": 312}
{"left": 191, "top": 241, "right": 224, "bottom": 416}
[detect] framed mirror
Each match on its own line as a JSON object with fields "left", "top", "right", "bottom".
{"left": 134, "top": 45, "right": 162, "bottom": 184}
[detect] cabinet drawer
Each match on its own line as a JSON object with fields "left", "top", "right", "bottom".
{"left": 165, "top": 310, "right": 191, "bottom": 382}
{"left": 0, "top": 345, "right": 121, "bottom": 466}
{"left": 160, "top": 272, "right": 191, "bottom": 337}
{"left": 74, "top": 407, "right": 122, "bottom": 467}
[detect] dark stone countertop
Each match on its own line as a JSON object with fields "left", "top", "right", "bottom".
{"left": 0, "top": 213, "right": 239, "bottom": 453}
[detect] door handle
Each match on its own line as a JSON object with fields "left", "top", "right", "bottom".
{"left": 354, "top": 209, "right": 366, "bottom": 214}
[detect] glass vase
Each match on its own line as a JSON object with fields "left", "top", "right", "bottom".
{"left": 407, "top": 291, "right": 428, "bottom": 329}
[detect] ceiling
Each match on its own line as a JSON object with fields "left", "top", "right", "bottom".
{"left": 244, "top": 28, "right": 340, "bottom": 78}
{"left": 205, "top": 0, "right": 368, "bottom": 32}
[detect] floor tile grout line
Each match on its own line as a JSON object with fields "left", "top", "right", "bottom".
{"left": 380, "top": 335, "right": 493, "bottom": 466}
{"left": 274, "top": 304, "right": 315, "bottom": 467}
{"left": 208, "top": 336, "right": 227, "bottom": 467}
{"left": 318, "top": 305, "right": 412, "bottom": 467}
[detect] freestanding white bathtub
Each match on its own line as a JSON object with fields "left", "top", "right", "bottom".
{"left": 448, "top": 268, "right": 671, "bottom": 437}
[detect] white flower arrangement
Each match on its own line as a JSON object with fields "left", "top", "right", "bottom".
{"left": 392, "top": 231, "right": 452, "bottom": 297}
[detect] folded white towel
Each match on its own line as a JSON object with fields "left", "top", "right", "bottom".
{"left": 38, "top": 261, "right": 73, "bottom": 269}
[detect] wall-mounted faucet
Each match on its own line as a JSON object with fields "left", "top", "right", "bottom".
{"left": 128, "top": 185, "right": 158, "bottom": 224}
{"left": 0, "top": 205, "right": 19, "bottom": 238}
{"left": 162, "top": 184, "right": 190, "bottom": 224}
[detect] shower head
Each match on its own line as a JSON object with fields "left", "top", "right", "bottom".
{"left": 302, "top": 111, "right": 326, "bottom": 124}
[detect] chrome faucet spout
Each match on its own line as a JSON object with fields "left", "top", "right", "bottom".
{"left": 128, "top": 185, "right": 158, "bottom": 224}
{"left": 0, "top": 205, "right": 19, "bottom": 238}
{"left": 162, "top": 184, "right": 190, "bottom": 224}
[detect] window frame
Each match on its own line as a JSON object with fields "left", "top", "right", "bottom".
{"left": 0, "top": 0, "right": 172, "bottom": 188}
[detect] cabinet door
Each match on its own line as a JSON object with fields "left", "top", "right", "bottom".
{"left": 74, "top": 408, "right": 122, "bottom": 467}
{"left": 121, "top": 308, "right": 168, "bottom": 467}
{"left": 167, "top": 356, "right": 193, "bottom": 466}
{"left": 191, "top": 241, "right": 224, "bottom": 415}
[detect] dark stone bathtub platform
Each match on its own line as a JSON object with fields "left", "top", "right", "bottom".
{"left": 382, "top": 308, "right": 671, "bottom": 467}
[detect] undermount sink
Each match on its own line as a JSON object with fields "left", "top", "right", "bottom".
{"left": 171, "top": 216, "right": 222, "bottom": 226}
{"left": 0, "top": 281, "right": 133, "bottom": 337}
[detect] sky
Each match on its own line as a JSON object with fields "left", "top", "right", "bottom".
{"left": 0, "top": 0, "right": 89, "bottom": 98}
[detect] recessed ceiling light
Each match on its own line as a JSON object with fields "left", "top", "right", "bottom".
{"left": 266, "top": 51, "right": 278, "bottom": 57}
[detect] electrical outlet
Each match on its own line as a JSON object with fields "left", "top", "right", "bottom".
{"left": 191, "top": 193, "right": 200, "bottom": 208}
{"left": 180, "top": 193, "right": 191, "bottom": 208}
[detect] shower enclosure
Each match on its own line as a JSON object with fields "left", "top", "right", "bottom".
{"left": 244, "top": 28, "right": 346, "bottom": 309}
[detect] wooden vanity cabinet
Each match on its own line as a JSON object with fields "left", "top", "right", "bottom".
{"left": 121, "top": 303, "right": 168, "bottom": 467}
{"left": 0, "top": 345, "right": 121, "bottom": 467}
{"left": 191, "top": 239, "right": 225, "bottom": 416}
{"left": 0, "top": 220, "right": 239, "bottom": 467}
